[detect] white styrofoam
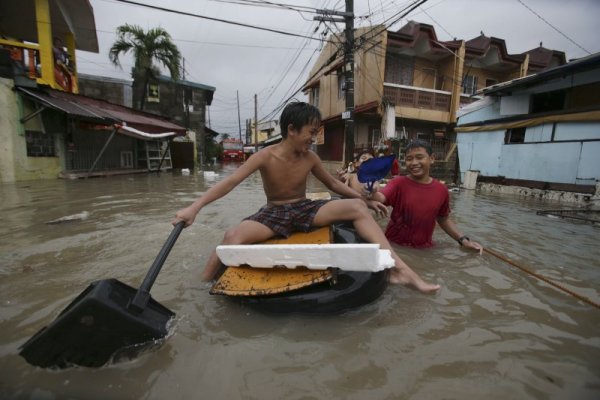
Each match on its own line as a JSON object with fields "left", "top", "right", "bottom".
{"left": 216, "top": 243, "right": 395, "bottom": 272}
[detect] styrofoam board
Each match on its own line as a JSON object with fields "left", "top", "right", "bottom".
{"left": 216, "top": 243, "right": 395, "bottom": 272}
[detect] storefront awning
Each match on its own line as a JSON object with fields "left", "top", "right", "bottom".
{"left": 17, "top": 87, "right": 187, "bottom": 139}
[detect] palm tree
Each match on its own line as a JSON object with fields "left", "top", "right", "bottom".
{"left": 109, "top": 24, "right": 181, "bottom": 110}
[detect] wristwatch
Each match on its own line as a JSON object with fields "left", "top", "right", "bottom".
{"left": 457, "top": 235, "right": 469, "bottom": 246}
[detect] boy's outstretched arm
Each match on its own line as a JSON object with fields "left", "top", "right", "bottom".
{"left": 172, "top": 153, "right": 263, "bottom": 227}
{"left": 437, "top": 216, "right": 483, "bottom": 254}
{"left": 311, "top": 158, "right": 387, "bottom": 216}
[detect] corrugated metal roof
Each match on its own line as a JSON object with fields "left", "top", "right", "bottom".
{"left": 482, "top": 52, "right": 600, "bottom": 96}
{"left": 17, "top": 87, "right": 187, "bottom": 139}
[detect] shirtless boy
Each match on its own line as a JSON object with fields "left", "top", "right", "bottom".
{"left": 172, "top": 102, "right": 439, "bottom": 293}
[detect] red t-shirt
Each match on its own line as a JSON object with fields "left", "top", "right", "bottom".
{"left": 391, "top": 159, "right": 399, "bottom": 176}
{"left": 380, "top": 176, "right": 450, "bottom": 248}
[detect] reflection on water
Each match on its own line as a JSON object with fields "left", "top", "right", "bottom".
{"left": 1, "top": 164, "right": 599, "bottom": 400}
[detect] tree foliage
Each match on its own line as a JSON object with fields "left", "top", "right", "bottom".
{"left": 109, "top": 24, "right": 181, "bottom": 110}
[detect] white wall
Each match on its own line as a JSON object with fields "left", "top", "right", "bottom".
{"left": 500, "top": 94, "right": 529, "bottom": 116}
{"left": 554, "top": 121, "right": 599, "bottom": 141}
{"left": 457, "top": 122, "right": 600, "bottom": 185}
{"left": 525, "top": 123, "right": 553, "bottom": 142}
{"left": 457, "top": 130, "right": 503, "bottom": 176}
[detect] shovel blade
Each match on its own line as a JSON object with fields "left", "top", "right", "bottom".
{"left": 19, "top": 278, "right": 175, "bottom": 369}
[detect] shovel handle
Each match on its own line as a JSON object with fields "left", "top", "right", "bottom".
{"left": 129, "top": 221, "right": 185, "bottom": 312}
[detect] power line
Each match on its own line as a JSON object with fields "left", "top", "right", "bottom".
{"left": 516, "top": 0, "right": 591, "bottom": 55}
{"left": 210, "top": 0, "right": 320, "bottom": 13}
{"left": 112, "top": 0, "right": 330, "bottom": 43}
{"left": 209, "top": 0, "right": 319, "bottom": 20}
{"left": 418, "top": 4, "right": 453, "bottom": 39}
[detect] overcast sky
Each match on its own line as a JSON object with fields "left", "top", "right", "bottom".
{"left": 76, "top": 0, "right": 600, "bottom": 135}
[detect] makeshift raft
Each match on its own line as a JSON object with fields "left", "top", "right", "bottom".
{"left": 210, "top": 222, "right": 389, "bottom": 313}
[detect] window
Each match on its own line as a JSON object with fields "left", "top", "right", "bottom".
{"left": 462, "top": 75, "right": 478, "bottom": 95}
{"left": 26, "top": 130, "right": 56, "bottom": 157}
{"left": 147, "top": 84, "right": 160, "bottom": 103}
{"left": 531, "top": 90, "right": 566, "bottom": 113}
{"left": 120, "top": 151, "right": 133, "bottom": 168}
{"left": 338, "top": 73, "right": 345, "bottom": 99}
{"left": 183, "top": 88, "right": 194, "bottom": 112}
{"left": 310, "top": 87, "right": 320, "bottom": 107}
{"left": 384, "top": 53, "right": 414, "bottom": 85}
{"left": 504, "top": 127, "right": 526, "bottom": 144}
{"left": 370, "top": 128, "right": 381, "bottom": 148}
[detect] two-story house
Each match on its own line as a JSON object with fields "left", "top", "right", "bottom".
{"left": 0, "top": 0, "right": 190, "bottom": 182}
{"left": 304, "top": 20, "right": 565, "bottom": 181}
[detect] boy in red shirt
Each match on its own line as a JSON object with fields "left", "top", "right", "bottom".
{"left": 372, "top": 140, "right": 483, "bottom": 252}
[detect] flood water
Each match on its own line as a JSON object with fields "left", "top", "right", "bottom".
{"left": 1, "top": 163, "right": 599, "bottom": 400}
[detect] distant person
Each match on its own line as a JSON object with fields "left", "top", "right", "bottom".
{"left": 345, "top": 150, "right": 380, "bottom": 194}
{"left": 173, "top": 102, "right": 440, "bottom": 293}
{"left": 336, "top": 160, "right": 354, "bottom": 183}
{"left": 52, "top": 37, "right": 68, "bottom": 66}
{"left": 390, "top": 156, "right": 400, "bottom": 177}
{"left": 371, "top": 139, "right": 483, "bottom": 252}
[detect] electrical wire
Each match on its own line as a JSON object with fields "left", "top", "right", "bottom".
{"left": 111, "top": 0, "right": 332, "bottom": 43}
{"left": 516, "top": 0, "right": 591, "bottom": 55}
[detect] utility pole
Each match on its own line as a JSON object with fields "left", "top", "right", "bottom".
{"left": 315, "top": 1, "right": 355, "bottom": 164}
{"left": 343, "top": 0, "right": 355, "bottom": 164}
{"left": 254, "top": 94, "right": 258, "bottom": 153}
{"left": 237, "top": 90, "right": 242, "bottom": 144}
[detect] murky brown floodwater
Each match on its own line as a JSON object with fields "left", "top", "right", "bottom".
{"left": 1, "top": 163, "right": 599, "bottom": 400}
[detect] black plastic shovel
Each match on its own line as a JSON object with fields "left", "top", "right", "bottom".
{"left": 19, "top": 222, "right": 185, "bottom": 369}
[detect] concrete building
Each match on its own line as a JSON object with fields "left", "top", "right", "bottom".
{"left": 304, "top": 21, "right": 565, "bottom": 181}
{"left": 78, "top": 73, "right": 133, "bottom": 108}
{"left": 139, "top": 75, "right": 216, "bottom": 164}
{"left": 0, "top": 0, "right": 188, "bottom": 183}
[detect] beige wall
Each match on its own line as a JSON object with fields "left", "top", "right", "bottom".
{"left": 306, "top": 38, "right": 341, "bottom": 119}
{"left": 413, "top": 58, "right": 437, "bottom": 88}
{"left": 0, "top": 78, "right": 61, "bottom": 183}
{"left": 355, "top": 27, "right": 387, "bottom": 106}
{"left": 464, "top": 66, "right": 521, "bottom": 92}
{"left": 437, "top": 57, "right": 458, "bottom": 92}
{"left": 307, "top": 26, "right": 387, "bottom": 120}
{"left": 393, "top": 105, "right": 450, "bottom": 123}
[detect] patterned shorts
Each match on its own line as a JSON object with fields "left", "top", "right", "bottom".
{"left": 244, "top": 199, "right": 329, "bottom": 238}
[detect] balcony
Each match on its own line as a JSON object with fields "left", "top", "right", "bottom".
{"left": 383, "top": 83, "right": 451, "bottom": 112}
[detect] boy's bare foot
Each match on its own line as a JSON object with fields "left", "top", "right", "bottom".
{"left": 388, "top": 267, "right": 440, "bottom": 293}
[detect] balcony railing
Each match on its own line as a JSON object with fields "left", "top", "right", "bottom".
{"left": 383, "top": 83, "right": 451, "bottom": 112}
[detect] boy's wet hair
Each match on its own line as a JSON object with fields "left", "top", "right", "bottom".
{"left": 280, "top": 102, "right": 321, "bottom": 138}
{"left": 405, "top": 139, "right": 432, "bottom": 155}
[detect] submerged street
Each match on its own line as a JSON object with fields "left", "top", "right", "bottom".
{"left": 0, "top": 164, "right": 599, "bottom": 399}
